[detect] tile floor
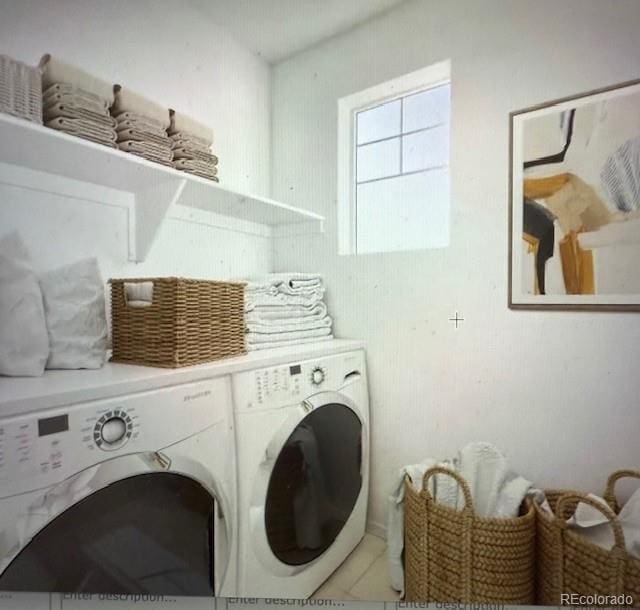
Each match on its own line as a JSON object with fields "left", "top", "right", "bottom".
{"left": 311, "top": 533, "right": 400, "bottom": 601}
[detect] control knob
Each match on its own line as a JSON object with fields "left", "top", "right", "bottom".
{"left": 94, "top": 409, "right": 132, "bottom": 450}
{"left": 101, "top": 417, "right": 127, "bottom": 444}
{"left": 311, "top": 366, "right": 326, "bottom": 386}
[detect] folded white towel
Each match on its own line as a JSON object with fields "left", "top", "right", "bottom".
{"left": 172, "top": 159, "right": 218, "bottom": 175}
{"left": 245, "top": 291, "right": 323, "bottom": 310}
{"left": 117, "top": 140, "right": 173, "bottom": 163}
{"left": 44, "top": 102, "right": 116, "bottom": 127}
{"left": 247, "top": 316, "right": 332, "bottom": 335}
{"left": 112, "top": 85, "right": 170, "bottom": 128}
{"left": 168, "top": 109, "right": 214, "bottom": 143}
{"left": 113, "top": 112, "right": 169, "bottom": 136}
{"left": 170, "top": 133, "right": 212, "bottom": 153}
{"left": 39, "top": 54, "right": 114, "bottom": 105}
{"left": 246, "top": 326, "right": 331, "bottom": 345}
{"left": 116, "top": 128, "right": 171, "bottom": 147}
{"left": 43, "top": 84, "right": 110, "bottom": 112}
{"left": 247, "top": 335, "right": 334, "bottom": 351}
{"left": 246, "top": 302, "right": 328, "bottom": 323}
{"left": 45, "top": 118, "right": 117, "bottom": 148}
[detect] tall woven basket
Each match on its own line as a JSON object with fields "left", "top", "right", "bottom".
{"left": 110, "top": 277, "right": 245, "bottom": 368}
{"left": 535, "top": 470, "right": 640, "bottom": 606}
{"left": 404, "top": 466, "right": 536, "bottom": 604}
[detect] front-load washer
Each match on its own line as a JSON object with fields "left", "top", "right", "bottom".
{"left": 0, "top": 377, "right": 237, "bottom": 597}
{"left": 232, "top": 348, "right": 369, "bottom": 598}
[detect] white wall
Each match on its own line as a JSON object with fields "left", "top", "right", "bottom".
{"left": 271, "top": 0, "right": 640, "bottom": 533}
{"left": 0, "top": 0, "right": 272, "bottom": 280}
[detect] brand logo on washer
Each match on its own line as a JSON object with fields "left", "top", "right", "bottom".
{"left": 183, "top": 390, "right": 212, "bottom": 402}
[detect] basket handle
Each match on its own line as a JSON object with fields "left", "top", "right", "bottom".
{"left": 123, "top": 281, "right": 154, "bottom": 308}
{"left": 555, "top": 492, "right": 627, "bottom": 551}
{"left": 604, "top": 469, "right": 640, "bottom": 513}
{"left": 422, "top": 466, "right": 474, "bottom": 512}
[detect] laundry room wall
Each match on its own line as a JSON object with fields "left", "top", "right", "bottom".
{"left": 270, "top": 0, "right": 640, "bottom": 534}
{"left": 0, "top": 0, "right": 272, "bottom": 280}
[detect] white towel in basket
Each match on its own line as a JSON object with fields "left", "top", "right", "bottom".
{"left": 387, "top": 442, "right": 534, "bottom": 595}
{"left": 567, "top": 489, "right": 640, "bottom": 558}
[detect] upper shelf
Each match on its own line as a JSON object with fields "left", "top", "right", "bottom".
{"left": 0, "top": 113, "right": 324, "bottom": 261}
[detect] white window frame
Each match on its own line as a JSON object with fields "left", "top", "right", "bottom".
{"left": 337, "top": 59, "right": 451, "bottom": 255}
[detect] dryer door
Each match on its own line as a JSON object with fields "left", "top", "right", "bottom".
{"left": 263, "top": 392, "right": 363, "bottom": 566}
{"left": 0, "top": 472, "right": 215, "bottom": 595}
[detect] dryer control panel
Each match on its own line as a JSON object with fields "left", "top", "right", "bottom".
{"left": 233, "top": 350, "right": 365, "bottom": 412}
{"left": 0, "top": 377, "right": 231, "bottom": 498}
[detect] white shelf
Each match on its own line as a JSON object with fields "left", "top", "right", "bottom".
{"left": 0, "top": 113, "right": 324, "bottom": 261}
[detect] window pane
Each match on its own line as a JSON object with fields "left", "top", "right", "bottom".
{"left": 356, "top": 137, "right": 400, "bottom": 182}
{"left": 356, "top": 99, "right": 401, "bottom": 144}
{"left": 403, "top": 84, "right": 450, "bottom": 132}
{"left": 356, "top": 169, "right": 449, "bottom": 254}
{"left": 402, "top": 125, "right": 449, "bottom": 173}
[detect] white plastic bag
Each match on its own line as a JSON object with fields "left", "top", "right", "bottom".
{"left": 0, "top": 232, "right": 49, "bottom": 376}
{"left": 39, "top": 257, "right": 107, "bottom": 369}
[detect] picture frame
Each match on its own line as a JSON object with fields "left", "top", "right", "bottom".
{"left": 509, "top": 78, "right": 640, "bottom": 311}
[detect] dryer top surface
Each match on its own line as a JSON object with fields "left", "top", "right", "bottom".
{"left": 0, "top": 340, "right": 365, "bottom": 419}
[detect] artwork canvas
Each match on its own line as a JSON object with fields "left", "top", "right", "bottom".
{"left": 509, "top": 79, "right": 640, "bottom": 310}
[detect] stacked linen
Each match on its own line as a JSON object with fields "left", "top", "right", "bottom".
{"left": 245, "top": 274, "right": 333, "bottom": 350}
{"left": 168, "top": 109, "right": 218, "bottom": 181}
{"left": 111, "top": 85, "right": 173, "bottom": 166}
{"left": 39, "top": 54, "right": 116, "bottom": 147}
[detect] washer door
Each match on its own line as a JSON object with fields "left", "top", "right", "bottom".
{"left": 0, "top": 472, "right": 215, "bottom": 595}
{"left": 263, "top": 394, "right": 363, "bottom": 566}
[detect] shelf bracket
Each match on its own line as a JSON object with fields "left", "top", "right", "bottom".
{"left": 131, "top": 177, "right": 187, "bottom": 262}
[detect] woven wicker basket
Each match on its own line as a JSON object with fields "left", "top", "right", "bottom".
{"left": 404, "top": 466, "right": 536, "bottom": 603}
{"left": 535, "top": 470, "right": 640, "bottom": 606}
{"left": 0, "top": 55, "right": 42, "bottom": 124}
{"left": 110, "top": 277, "right": 245, "bottom": 368}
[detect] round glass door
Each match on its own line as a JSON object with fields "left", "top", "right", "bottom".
{"left": 0, "top": 473, "right": 215, "bottom": 595}
{"left": 265, "top": 402, "right": 363, "bottom": 566}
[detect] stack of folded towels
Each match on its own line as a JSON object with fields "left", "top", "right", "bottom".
{"left": 168, "top": 109, "right": 218, "bottom": 181}
{"left": 244, "top": 273, "right": 332, "bottom": 351}
{"left": 110, "top": 85, "right": 173, "bottom": 166}
{"left": 39, "top": 54, "right": 116, "bottom": 147}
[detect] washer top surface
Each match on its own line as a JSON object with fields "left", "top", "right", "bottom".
{"left": 0, "top": 339, "right": 364, "bottom": 419}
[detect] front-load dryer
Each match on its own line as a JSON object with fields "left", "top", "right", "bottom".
{"left": 232, "top": 348, "right": 369, "bottom": 598}
{"left": 0, "top": 377, "right": 237, "bottom": 597}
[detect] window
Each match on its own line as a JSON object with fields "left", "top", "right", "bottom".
{"left": 337, "top": 60, "right": 451, "bottom": 255}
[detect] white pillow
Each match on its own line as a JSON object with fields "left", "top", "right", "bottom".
{"left": 40, "top": 258, "right": 108, "bottom": 369}
{"left": 0, "top": 232, "right": 50, "bottom": 376}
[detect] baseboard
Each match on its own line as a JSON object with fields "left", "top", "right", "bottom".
{"left": 366, "top": 518, "right": 387, "bottom": 540}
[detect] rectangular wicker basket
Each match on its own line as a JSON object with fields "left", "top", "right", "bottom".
{"left": 404, "top": 466, "right": 536, "bottom": 604}
{"left": 0, "top": 55, "right": 42, "bottom": 124}
{"left": 110, "top": 277, "right": 245, "bottom": 368}
{"left": 535, "top": 470, "right": 640, "bottom": 606}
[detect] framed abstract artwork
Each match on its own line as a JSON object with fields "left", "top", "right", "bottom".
{"left": 509, "top": 78, "right": 640, "bottom": 310}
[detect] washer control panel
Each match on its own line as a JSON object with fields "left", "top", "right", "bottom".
{"left": 233, "top": 350, "right": 365, "bottom": 412}
{"left": 0, "top": 377, "right": 230, "bottom": 498}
